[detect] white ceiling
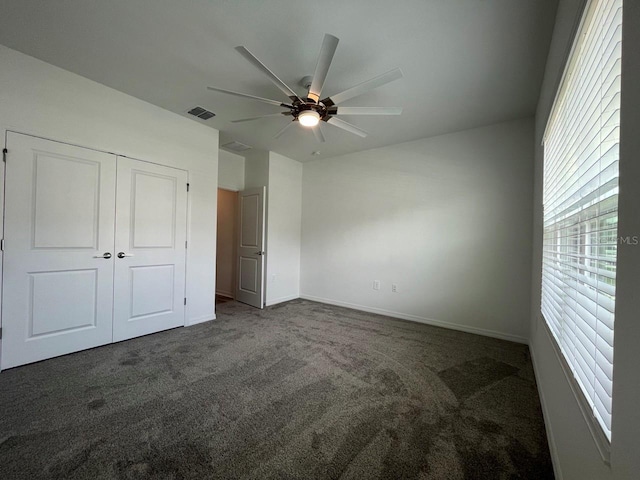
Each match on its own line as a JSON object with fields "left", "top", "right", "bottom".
{"left": 0, "top": 0, "right": 557, "bottom": 161}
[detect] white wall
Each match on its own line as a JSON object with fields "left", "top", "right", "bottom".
{"left": 265, "top": 152, "right": 302, "bottom": 305}
{"left": 241, "top": 148, "right": 302, "bottom": 306}
{"left": 218, "top": 149, "right": 245, "bottom": 191}
{"left": 243, "top": 149, "right": 269, "bottom": 190}
{"left": 216, "top": 189, "right": 237, "bottom": 298}
{"left": 0, "top": 45, "right": 219, "bottom": 342}
{"left": 300, "top": 118, "right": 534, "bottom": 342}
{"left": 530, "top": 1, "right": 640, "bottom": 478}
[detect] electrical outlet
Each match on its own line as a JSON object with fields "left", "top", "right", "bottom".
{"left": 391, "top": 283, "right": 398, "bottom": 293}
{"left": 373, "top": 280, "right": 380, "bottom": 291}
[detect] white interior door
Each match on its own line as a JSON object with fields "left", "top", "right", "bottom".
{"left": 112, "top": 157, "right": 188, "bottom": 342}
{"left": 1, "top": 133, "right": 116, "bottom": 369}
{"left": 236, "top": 187, "right": 266, "bottom": 308}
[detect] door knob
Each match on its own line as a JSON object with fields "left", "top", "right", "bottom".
{"left": 256, "top": 251, "right": 264, "bottom": 256}
{"left": 117, "top": 252, "right": 134, "bottom": 258}
{"left": 93, "top": 252, "right": 112, "bottom": 259}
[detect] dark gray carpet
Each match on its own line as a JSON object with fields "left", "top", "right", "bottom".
{"left": 0, "top": 299, "right": 553, "bottom": 479}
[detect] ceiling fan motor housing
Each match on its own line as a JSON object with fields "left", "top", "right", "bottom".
{"left": 294, "top": 100, "right": 331, "bottom": 123}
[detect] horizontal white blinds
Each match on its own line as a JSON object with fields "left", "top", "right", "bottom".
{"left": 542, "top": 0, "right": 622, "bottom": 441}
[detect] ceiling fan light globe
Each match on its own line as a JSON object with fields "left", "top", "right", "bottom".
{"left": 298, "top": 110, "right": 320, "bottom": 127}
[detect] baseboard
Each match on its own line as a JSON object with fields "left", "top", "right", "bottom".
{"left": 186, "top": 314, "right": 215, "bottom": 326}
{"left": 266, "top": 294, "right": 299, "bottom": 307}
{"left": 215, "top": 290, "right": 234, "bottom": 299}
{"left": 299, "top": 294, "right": 528, "bottom": 344}
{"left": 530, "top": 340, "right": 563, "bottom": 480}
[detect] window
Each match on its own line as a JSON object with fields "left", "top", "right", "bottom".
{"left": 541, "top": 0, "right": 622, "bottom": 441}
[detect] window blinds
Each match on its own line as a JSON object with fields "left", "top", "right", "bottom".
{"left": 542, "top": 0, "right": 622, "bottom": 441}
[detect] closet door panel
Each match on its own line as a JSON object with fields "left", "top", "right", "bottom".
{"left": 112, "top": 157, "right": 187, "bottom": 342}
{"left": 1, "top": 133, "right": 116, "bottom": 369}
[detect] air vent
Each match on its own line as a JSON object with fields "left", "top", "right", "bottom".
{"left": 221, "top": 141, "right": 252, "bottom": 153}
{"left": 187, "top": 106, "right": 216, "bottom": 120}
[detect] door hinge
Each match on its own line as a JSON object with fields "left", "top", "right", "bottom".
{"left": 1, "top": 239, "right": 4, "bottom": 251}
{"left": 186, "top": 183, "right": 190, "bottom": 192}
{"left": 2, "top": 148, "right": 7, "bottom": 162}
{"left": 0, "top": 327, "right": 3, "bottom": 339}
{"left": 185, "top": 240, "right": 188, "bottom": 249}
{"left": 184, "top": 298, "right": 187, "bottom": 305}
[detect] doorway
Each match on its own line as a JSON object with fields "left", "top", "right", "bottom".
{"left": 216, "top": 188, "right": 238, "bottom": 303}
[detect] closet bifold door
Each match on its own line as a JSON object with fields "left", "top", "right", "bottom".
{"left": 112, "top": 157, "right": 188, "bottom": 342}
{"left": 1, "top": 133, "right": 116, "bottom": 369}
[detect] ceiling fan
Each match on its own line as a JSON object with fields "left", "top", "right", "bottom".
{"left": 207, "top": 34, "right": 403, "bottom": 142}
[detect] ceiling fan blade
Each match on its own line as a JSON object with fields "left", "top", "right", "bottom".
{"left": 326, "top": 67, "right": 403, "bottom": 106}
{"left": 207, "top": 86, "right": 293, "bottom": 108}
{"left": 231, "top": 113, "right": 289, "bottom": 123}
{"left": 334, "top": 107, "right": 402, "bottom": 116}
{"left": 308, "top": 34, "right": 339, "bottom": 104}
{"left": 274, "top": 120, "right": 296, "bottom": 139}
{"left": 326, "top": 117, "right": 368, "bottom": 138}
{"left": 235, "top": 46, "right": 303, "bottom": 103}
{"left": 311, "top": 124, "right": 325, "bottom": 143}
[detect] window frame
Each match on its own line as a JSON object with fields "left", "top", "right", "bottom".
{"left": 539, "top": 0, "right": 621, "bottom": 460}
